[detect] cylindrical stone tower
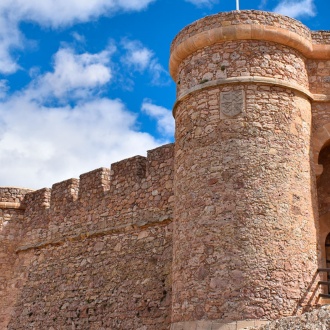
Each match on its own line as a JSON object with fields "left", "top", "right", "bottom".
{"left": 170, "top": 10, "right": 320, "bottom": 329}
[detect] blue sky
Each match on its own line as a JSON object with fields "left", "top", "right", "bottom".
{"left": 0, "top": 0, "right": 327, "bottom": 189}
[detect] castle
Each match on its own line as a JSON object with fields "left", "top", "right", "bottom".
{"left": 1, "top": 10, "right": 330, "bottom": 330}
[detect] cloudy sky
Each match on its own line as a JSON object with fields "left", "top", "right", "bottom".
{"left": 0, "top": 0, "right": 327, "bottom": 189}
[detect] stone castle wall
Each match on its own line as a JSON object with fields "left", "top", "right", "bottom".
{"left": 0, "top": 144, "right": 174, "bottom": 329}
{"left": 1, "top": 9, "right": 330, "bottom": 330}
{"left": 0, "top": 188, "right": 33, "bottom": 328}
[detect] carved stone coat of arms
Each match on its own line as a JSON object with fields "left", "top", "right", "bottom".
{"left": 220, "top": 90, "right": 245, "bottom": 118}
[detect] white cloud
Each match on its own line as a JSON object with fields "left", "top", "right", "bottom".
{"left": 273, "top": 0, "right": 316, "bottom": 18}
{"left": 0, "top": 80, "right": 9, "bottom": 99}
{"left": 0, "top": 0, "right": 156, "bottom": 27}
{"left": 0, "top": 1, "right": 174, "bottom": 189}
{"left": 141, "top": 99, "right": 174, "bottom": 137}
{"left": 0, "top": 16, "right": 23, "bottom": 74}
{"left": 258, "top": 0, "right": 268, "bottom": 9}
{"left": 121, "top": 39, "right": 170, "bottom": 85}
{"left": 0, "top": 0, "right": 156, "bottom": 74}
{"left": 31, "top": 47, "right": 115, "bottom": 100}
{"left": 0, "top": 95, "right": 162, "bottom": 189}
{"left": 0, "top": 43, "right": 168, "bottom": 189}
{"left": 72, "top": 32, "right": 86, "bottom": 44}
{"left": 184, "top": 0, "right": 219, "bottom": 7}
{"left": 121, "top": 40, "right": 153, "bottom": 72}
{"left": 149, "top": 61, "right": 170, "bottom": 85}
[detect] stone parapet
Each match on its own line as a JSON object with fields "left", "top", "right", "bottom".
{"left": 0, "top": 187, "right": 33, "bottom": 207}
{"left": 170, "top": 11, "right": 330, "bottom": 81}
{"left": 312, "top": 31, "right": 330, "bottom": 44}
{"left": 6, "top": 143, "right": 174, "bottom": 250}
{"left": 171, "top": 10, "right": 311, "bottom": 53}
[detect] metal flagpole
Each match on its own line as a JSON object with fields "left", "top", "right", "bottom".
{"left": 236, "top": 0, "right": 240, "bottom": 10}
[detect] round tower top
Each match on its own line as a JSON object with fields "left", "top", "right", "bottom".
{"left": 169, "top": 10, "right": 330, "bottom": 81}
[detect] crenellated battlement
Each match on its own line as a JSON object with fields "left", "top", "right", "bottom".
{"left": 312, "top": 31, "right": 330, "bottom": 44}
{"left": 50, "top": 178, "right": 79, "bottom": 212}
{"left": 0, "top": 187, "right": 34, "bottom": 210}
{"left": 0, "top": 143, "right": 174, "bottom": 213}
{"left": 0, "top": 143, "right": 175, "bottom": 251}
{"left": 79, "top": 167, "right": 110, "bottom": 204}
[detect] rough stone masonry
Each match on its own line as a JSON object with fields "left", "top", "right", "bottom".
{"left": 1, "top": 9, "right": 330, "bottom": 330}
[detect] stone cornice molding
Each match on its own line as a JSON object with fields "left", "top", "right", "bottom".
{"left": 173, "top": 76, "right": 330, "bottom": 118}
{"left": 170, "top": 24, "right": 330, "bottom": 81}
{"left": 0, "top": 202, "right": 25, "bottom": 210}
{"left": 16, "top": 216, "right": 172, "bottom": 253}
